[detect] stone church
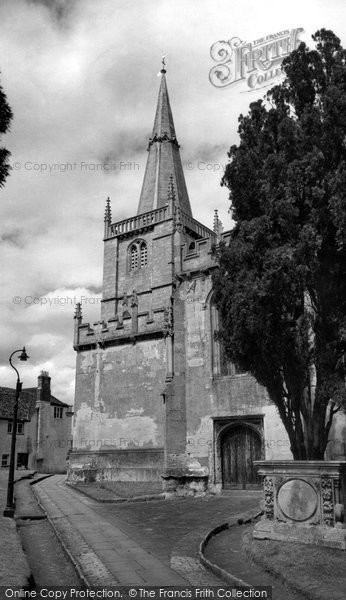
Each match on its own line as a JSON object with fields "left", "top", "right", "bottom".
{"left": 68, "top": 67, "right": 346, "bottom": 494}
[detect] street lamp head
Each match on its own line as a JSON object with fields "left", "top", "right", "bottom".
{"left": 19, "top": 347, "right": 29, "bottom": 361}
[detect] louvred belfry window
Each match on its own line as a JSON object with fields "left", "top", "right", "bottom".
{"left": 129, "top": 241, "right": 147, "bottom": 271}
{"left": 131, "top": 245, "right": 138, "bottom": 270}
{"left": 140, "top": 243, "right": 148, "bottom": 267}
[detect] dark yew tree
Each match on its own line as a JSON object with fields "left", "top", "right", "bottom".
{"left": 213, "top": 30, "right": 346, "bottom": 460}
{"left": 0, "top": 73, "right": 13, "bottom": 187}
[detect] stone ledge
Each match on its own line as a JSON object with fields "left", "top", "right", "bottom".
{"left": 254, "top": 460, "right": 346, "bottom": 477}
{"left": 254, "top": 520, "right": 346, "bottom": 550}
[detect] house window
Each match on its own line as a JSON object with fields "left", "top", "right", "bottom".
{"left": 54, "top": 406, "right": 63, "bottom": 418}
{"left": 7, "top": 422, "right": 24, "bottom": 434}
{"left": 2, "top": 454, "right": 9, "bottom": 467}
{"left": 17, "top": 453, "right": 28, "bottom": 469}
{"left": 129, "top": 240, "right": 148, "bottom": 271}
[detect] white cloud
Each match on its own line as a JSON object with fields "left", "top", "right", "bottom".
{"left": 1, "top": 0, "right": 345, "bottom": 402}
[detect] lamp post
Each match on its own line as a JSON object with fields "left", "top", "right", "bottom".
{"left": 3, "top": 347, "right": 29, "bottom": 518}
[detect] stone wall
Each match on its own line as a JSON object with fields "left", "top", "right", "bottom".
{"left": 101, "top": 219, "right": 175, "bottom": 324}
{"left": 0, "top": 406, "right": 72, "bottom": 474}
{"left": 73, "top": 339, "right": 166, "bottom": 452}
{"left": 68, "top": 448, "right": 164, "bottom": 482}
{"left": 0, "top": 419, "right": 36, "bottom": 470}
{"left": 173, "top": 274, "right": 293, "bottom": 488}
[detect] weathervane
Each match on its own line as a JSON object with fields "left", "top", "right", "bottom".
{"left": 160, "top": 54, "right": 167, "bottom": 74}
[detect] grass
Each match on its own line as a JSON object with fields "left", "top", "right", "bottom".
{"left": 242, "top": 526, "right": 346, "bottom": 600}
{"left": 73, "top": 480, "right": 163, "bottom": 501}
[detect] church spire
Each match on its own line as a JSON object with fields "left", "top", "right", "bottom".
{"left": 137, "top": 66, "right": 192, "bottom": 217}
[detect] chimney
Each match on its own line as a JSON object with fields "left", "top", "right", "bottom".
{"left": 37, "top": 371, "right": 51, "bottom": 403}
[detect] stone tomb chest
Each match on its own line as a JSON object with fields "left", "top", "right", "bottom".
{"left": 253, "top": 460, "right": 346, "bottom": 549}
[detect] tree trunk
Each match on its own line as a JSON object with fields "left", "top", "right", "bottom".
{"left": 284, "top": 405, "right": 328, "bottom": 460}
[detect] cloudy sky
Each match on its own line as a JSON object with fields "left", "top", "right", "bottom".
{"left": 1, "top": 0, "right": 346, "bottom": 403}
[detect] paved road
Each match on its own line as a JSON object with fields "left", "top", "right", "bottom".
{"left": 34, "top": 476, "right": 262, "bottom": 586}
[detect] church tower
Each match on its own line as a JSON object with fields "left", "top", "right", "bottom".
{"left": 71, "top": 64, "right": 216, "bottom": 489}
{"left": 69, "top": 59, "right": 344, "bottom": 496}
{"left": 70, "top": 64, "right": 301, "bottom": 494}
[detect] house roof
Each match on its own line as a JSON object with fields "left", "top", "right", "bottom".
{"left": 49, "top": 395, "right": 68, "bottom": 407}
{"left": 0, "top": 386, "right": 69, "bottom": 420}
{"left": 0, "top": 387, "right": 37, "bottom": 421}
{"left": 22, "top": 387, "right": 68, "bottom": 407}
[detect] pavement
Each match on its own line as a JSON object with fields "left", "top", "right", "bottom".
{"left": 33, "top": 475, "right": 247, "bottom": 586}
{"left": 1, "top": 473, "right": 313, "bottom": 596}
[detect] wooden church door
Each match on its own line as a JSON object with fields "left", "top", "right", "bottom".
{"left": 221, "top": 423, "right": 262, "bottom": 489}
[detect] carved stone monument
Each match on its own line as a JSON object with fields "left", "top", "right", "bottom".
{"left": 253, "top": 460, "right": 346, "bottom": 549}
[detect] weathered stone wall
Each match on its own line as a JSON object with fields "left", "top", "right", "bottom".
{"left": 41, "top": 405, "right": 72, "bottom": 473}
{"left": 0, "top": 419, "right": 37, "bottom": 470}
{"left": 175, "top": 275, "right": 293, "bottom": 485}
{"left": 68, "top": 448, "right": 164, "bottom": 482}
{"left": 177, "top": 271, "right": 346, "bottom": 488}
{"left": 73, "top": 339, "right": 166, "bottom": 453}
{"left": 101, "top": 219, "right": 175, "bottom": 323}
{"left": 326, "top": 411, "right": 346, "bottom": 460}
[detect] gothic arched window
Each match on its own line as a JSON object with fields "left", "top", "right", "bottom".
{"left": 210, "top": 294, "right": 246, "bottom": 376}
{"left": 129, "top": 240, "right": 148, "bottom": 271}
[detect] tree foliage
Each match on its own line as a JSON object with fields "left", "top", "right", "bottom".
{"left": 0, "top": 73, "right": 13, "bottom": 188}
{"left": 213, "top": 30, "right": 346, "bottom": 460}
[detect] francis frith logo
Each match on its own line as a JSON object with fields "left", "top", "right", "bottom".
{"left": 209, "top": 28, "right": 304, "bottom": 91}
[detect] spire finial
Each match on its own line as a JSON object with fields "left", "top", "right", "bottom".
{"left": 213, "top": 209, "right": 219, "bottom": 233}
{"left": 104, "top": 196, "right": 112, "bottom": 223}
{"left": 213, "top": 209, "right": 224, "bottom": 241}
{"left": 74, "top": 302, "right": 82, "bottom": 321}
{"left": 104, "top": 196, "right": 112, "bottom": 238}
{"left": 161, "top": 54, "right": 167, "bottom": 74}
{"left": 167, "top": 173, "right": 176, "bottom": 205}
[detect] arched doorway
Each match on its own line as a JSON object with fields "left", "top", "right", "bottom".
{"left": 221, "top": 423, "right": 262, "bottom": 489}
